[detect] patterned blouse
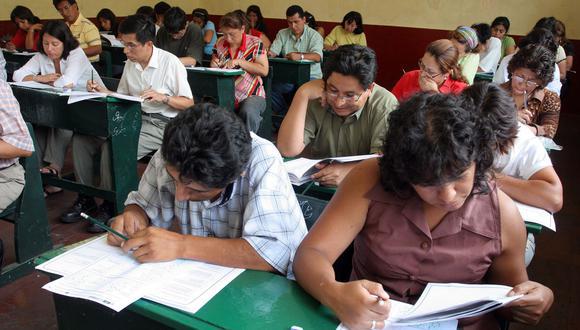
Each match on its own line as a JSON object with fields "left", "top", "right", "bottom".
{"left": 501, "top": 82, "right": 561, "bottom": 138}
{"left": 214, "top": 34, "right": 266, "bottom": 106}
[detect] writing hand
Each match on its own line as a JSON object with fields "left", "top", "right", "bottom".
{"left": 122, "top": 227, "right": 185, "bottom": 263}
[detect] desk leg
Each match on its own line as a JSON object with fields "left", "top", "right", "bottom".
{"left": 107, "top": 103, "right": 142, "bottom": 214}
{"left": 216, "top": 77, "right": 236, "bottom": 111}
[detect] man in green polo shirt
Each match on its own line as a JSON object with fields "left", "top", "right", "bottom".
{"left": 269, "top": 5, "right": 323, "bottom": 120}
{"left": 277, "top": 45, "right": 398, "bottom": 187}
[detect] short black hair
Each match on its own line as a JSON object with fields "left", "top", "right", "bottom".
{"left": 136, "top": 5, "right": 154, "bottom": 20}
{"left": 10, "top": 6, "right": 40, "bottom": 24}
{"left": 491, "top": 16, "right": 510, "bottom": 32}
{"left": 38, "top": 20, "right": 79, "bottom": 60}
{"left": 379, "top": 92, "right": 493, "bottom": 197}
{"left": 192, "top": 8, "right": 209, "bottom": 26}
{"left": 460, "top": 82, "right": 518, "bottom": 156}
{"left": 118, "top": 15, "right": 155, "bottom": 44}
{"left": 52, "top": 0, "right": 75, "bottom": 7}
{"left": 163, "top": 7, "right": 187, "bottom": 34}
{"left": 342, "top": 11, "right": 364, "bottom": 34}
{"left": 323, "top": 45, "right": 377, "bottom": 89}
{"left": 471, "top": 23, "right": 492, "bottom": 45}
{"left": 286, "top": 5, "right": 304, "bottom": 18}
{"left": 161, "top": 103, "right": 252, "bottom": 189}
{"left": 154, "top": 2, "right": 171, "bottom": 15}
{"left": 508, "top": 44, "right": 555, "bottom": 87}
{"left": 517, "top": 28, "right": 557, "bottom": 54}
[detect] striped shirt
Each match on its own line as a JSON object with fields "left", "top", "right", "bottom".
{"left": 0, "top": 80, "right": 34, "bottom": 168}
{"left": 125, "top": 133, "right": 307, "bottom": 276}
{"left": 68, "top": 13, "right": 101, "bottom": 62}
{"left": 214, "top": 34, "right": 266, "bottom": 106}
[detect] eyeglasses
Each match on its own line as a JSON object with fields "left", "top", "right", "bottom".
{"left": 325, "top": 89, "right": 366, "bottom": 104}
{"left": 512, "top": 74, "right": 540, "bottom": 89}
{"left": 418, "top": 59, "right": 443, "bottom": 79}
{"left": 121, "top": 41, "right": 143, "bottom": 50}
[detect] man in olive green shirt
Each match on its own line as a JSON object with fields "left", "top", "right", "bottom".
{"left": 277, "top": 45, "right": 398, "bottom": 187}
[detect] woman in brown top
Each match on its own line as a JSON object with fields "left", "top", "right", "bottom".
{"left": 294, "top": 93, "right": 554, "bottom": 329}
{"left": 502, "top": 44, "right": 561, "bottom": 138}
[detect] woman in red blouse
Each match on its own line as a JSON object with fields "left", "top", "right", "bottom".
{"left": 6, "top": 6, "right": 42, "bottom": 52}
{"left": 392, "top": 39, "right": 468, "bottom": 102}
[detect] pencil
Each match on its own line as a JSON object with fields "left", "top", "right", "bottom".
{"left": 80, "top": 212, "right": 128, "bottom": 241}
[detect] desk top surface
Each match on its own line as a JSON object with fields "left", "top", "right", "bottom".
{"left": 268, "top": 57, "right": 314, "bottom": 65}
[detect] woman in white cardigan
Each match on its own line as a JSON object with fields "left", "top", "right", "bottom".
{"left": 13, "top": 20, "right": 103, "bottom": 193}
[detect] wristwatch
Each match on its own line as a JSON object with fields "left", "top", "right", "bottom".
{"left": 300, "top": 53, "right": 304, "bottom": 61}
{"left": 163, "top": 95, "right": 170, "bottom": 104}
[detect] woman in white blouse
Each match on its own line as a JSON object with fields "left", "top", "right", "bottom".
{"left": 13, "top": 20, "right": 103, "bottom": 193}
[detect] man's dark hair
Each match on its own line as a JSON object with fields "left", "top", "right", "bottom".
{"left": 161, "top": 103, "right": 252, "bottom": 189}
{"left": 461, "top": 82, "right": 518, "bottom": 156}
{"left": 471, "top": 23, "right": 492, "bottom": 45}
{"left": 10, "top": 6, "right": 40, "bottom": 24}
{"left": 379, "top": 93, "right": 494, "bottom": 197}
{"left": 163, "top": 7, "right": 187, "bottom": 34}
{"left": 136, "top": 6, "right": 155, "bottom": 20}
{"left": 38, "top": 20, "right": 79, "bottom": 59}
{"left": 342, "top": 11, "right": 364, "bottom": 35}
{"left": 491, "top": 16, "right": 510, "bottom": 32}
{"left": 508, "top": 44, "right": 555, "bottom": 88}
{"left": 52, "top": 0, "right": 75, "bottom": 7}
{"left": 118, "top": 15, "right": 155, "bottom": 44}
{"left": 517, "top": 28, "right": 558, "bottom": 54}
{"left": 154, "top": 2, "right": 171, "bottom": 15}
{"left": 286, "top": 5, "right": 304, "bottom": 18}
{"left": 323, "top": 45, "right": 377, "bottom": 89}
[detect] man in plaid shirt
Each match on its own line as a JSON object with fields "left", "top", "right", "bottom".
{"left": 107, "top": 103, "right": 307, "bottom": 277}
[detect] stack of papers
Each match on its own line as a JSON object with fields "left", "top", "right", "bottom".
{"left": 36, "top": 236, "right": 244, "bottom": 313}
{"left": 284, "top": 154, "right": 380, "bottom": 185}
{"left": 337, "top": 283, "right": 521, "bottom": 329}
{"left": 100, "top": 33, "right": 124, "bottom": 48}
{"left": 515, "top": 202, "right": 556, "bottom": 231}
{"left": 64, "top": 91, "right": 142, "bottom": 104}
{"left": 187, "top": 67, "right": 244, "bottom": 74}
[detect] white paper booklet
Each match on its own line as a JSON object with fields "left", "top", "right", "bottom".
{"left": 284, "top": 154, "right": 381, "bottom": 185}
{"left": 337, "top": 283, "right": 520, "bottom": 329}
{"left": 187, "top": 67, "right": 244, "bottom": 74}
{"left": 100, "top": 33, "right": 124, "bottom": 47}
{"left": 515, "top": 202, "right": 556, "bottom": 231}
{"left": 64, "top": 91, "right": 143, "bottom": 104}
{"left": 9, "top": 80, "right": 64, "bottom": 93}
{"left": 37, "top": 236, "right": 244, "bottom": 313}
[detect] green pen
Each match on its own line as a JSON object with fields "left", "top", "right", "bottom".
{"left": 80, "top": 212, "right": 128, "bottom": 241}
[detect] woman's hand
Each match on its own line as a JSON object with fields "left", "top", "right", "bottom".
{"left": 35, "top": 73, "right": 61, "bottom": 84}
{"left": 506, "top": 281, "right": 554, "bottom": 325}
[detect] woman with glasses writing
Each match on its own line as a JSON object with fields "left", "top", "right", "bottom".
{"left": 391, "top": 39, "right": 468, "bottom": 102}
{"left": 501, "top": 44, "right": 560, "bottom": 138}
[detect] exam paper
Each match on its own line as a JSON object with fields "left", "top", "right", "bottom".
{"left": 515, "top": 202, "right": 556, "bottom": 231}
{"left": 65, "top": 91, "right": 143, "bottom": 104}
{"left": 37, "top": 236, "right": 244, "bottom": 313}
{"left": 284, "top": 154, "right": 381, "bottom": 185}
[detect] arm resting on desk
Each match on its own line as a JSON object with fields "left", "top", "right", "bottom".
{"left": 83, "top": 45, "right": 102, "bottom": 57}
{"left": 496, "top": 167, "right": 563, "bottom": 213}
{"left": 179, "top": 56, "right": 197, "bottom": 67}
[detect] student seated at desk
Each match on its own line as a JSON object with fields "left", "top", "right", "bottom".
{"left": 500, "top": 44, "right": 560, "bottom": 139}
{"left": 65, "top": 15, "right": 193, "bottom": 231}
{"left": 534, "top": 17, "right": 567, "bottom": 81}
{"left": 277, "top": 45, "right": 398, "bottom": 187}
{"left": 472, "top": 23, "right": 501, "bottom": 74}
{"left": 246, "top": 5, "right": 268, "bottom": 35}
{"left": 494, "top": 28, "right": 562, "bottom": 96}
{"left": 0, "top": 79, "right": 34, "bottom": 212}
{"left": 491, "top": 16, "right": 516, "bottom": 59}
{"left": 6, "top": 6, "right": 41, "bottom": 52}
{"left": 191, "top": 8, "right": 217, "bottom": 60}
{"left": 269, "top": 5, "right": 323, "bottom": 117}
{"left": 53, "top": 0, "right": 102, "bottom": 63}
{"left": 462, "top": 82, "right": 563, "bottom": 266}
{"left": 211, "top": 11, "right": 268, "bottom": 133}
{"left": 324, "top": 11, "right": 366, "bottom": 51}
{"left": 232, "top": 10, "right": 271, "bottom": 51}
{"left": 96, "top": 8, "right": 118, "bottom": 37}
{"left": 12, "top": 21, "right": 103, "bottom": 193}
{"left": 305, "top": 11, "right": 325, "bottom": 38}
{"left": 108, "top": 104, "right": 307, "bottom": 276}
{"left": 449, "top": 26, "right": 479, "bottom": 85}
{"left": 155, "top": 7, "right": 204, "bottom": 67}
{"left": 392, "top": 39, "right": 468, "bottom": 102}
{"left": 294, "top": 92, "right": 554, "bottom": 330}
{"left": 153, "top": 2, "right": 170, "bottom": 30}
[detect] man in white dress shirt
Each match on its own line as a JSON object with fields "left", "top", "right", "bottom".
{"left": 62, "top": 15, "right": 194, "bottom": 231}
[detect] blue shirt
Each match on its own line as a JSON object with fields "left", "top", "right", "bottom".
{"left": 202, "top": 21, "right": 217, "bottom": 56}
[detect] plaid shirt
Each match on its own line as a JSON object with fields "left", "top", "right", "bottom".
{"left": 125, "top": 133, "right": 307, "bottom": 276}
{"left": 0, "top": 81, "right": 34, "bottom": 169}
{"left": 214, "top": 34, "right": 266, "bottom": 106}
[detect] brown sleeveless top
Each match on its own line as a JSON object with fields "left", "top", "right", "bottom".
{"left": 352, "top": 181, "right": 502, "bottom": 305}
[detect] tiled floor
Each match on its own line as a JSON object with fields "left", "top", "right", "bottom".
{"left": 1, "top": 113, "right": 579, "bottom": 329}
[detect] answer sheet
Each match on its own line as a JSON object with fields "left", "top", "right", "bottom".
{"left": 37, "top": 236, "right": 244, "bottom": 313}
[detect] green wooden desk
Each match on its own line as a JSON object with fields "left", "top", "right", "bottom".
{"left": 474, "top": 72, "right": 494, "bottom": 82}
{"left": 11, "top": 86, "right": 142, "bottom": 214}
{"left": 2, "top": 50, "right": 35, "bottom": 81}
{"left": 268, "top": 58, "right": 312, "bottom": 87}
{"left": 36, "top": 244, "right": 339, "bottom": 330}
{"left": 186, "top": 68, "right": 243, "bottom": 111}
{"left": 103, "top": 45, "right": 127, "bottom": 67}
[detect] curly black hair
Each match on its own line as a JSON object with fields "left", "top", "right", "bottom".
{"left": 161, "top": 103, "right": 252, "bottom": 189}
{"left": 461, "top": 82, "right": 518, "bottom": 156}
{"left": 507, "top": 44, "right": 555, "bottom": 88}
{"left": 379, "top": 92, "right": 493, "bottom": 197}
{"left": 163, "top": 7, "right": 187, "bottom": 34}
